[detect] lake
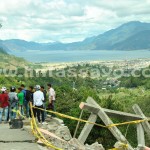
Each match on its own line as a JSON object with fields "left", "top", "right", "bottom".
{"left": 11, "top": 50, "right": 150, "bottom": 63}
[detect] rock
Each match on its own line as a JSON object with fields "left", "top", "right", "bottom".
{"left": 69, "top": 138, "right": 85, "bottom": 150}
{"left": 47, "top": 124, "right": 59, "bottom": 133}
{"left": 52, "top": 117, "right": 64, "bottom": 125}
{"left": 46, "top": 115, "right": 64, "bottom": 125}
{"left": 85, "top": 142, "right": 105, "bottom": 150}
{"left": 55, "top": 126, "right": 72, "bottom": 141}
{"left": 114, "top": 141, "right": 127, "bottom": 150}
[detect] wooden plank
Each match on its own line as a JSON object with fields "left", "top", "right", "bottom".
{"left": 78, "top": 113, "right": 97, "bottom": 144}
{"left": 40, "top": 128, "right": 65, "bottom": 142}
{"left": 86, "top": 97, "right": 134, "bottom": 150}
{"left": 80, "top": 102, "right": 143, "bottom": 120}
{"left": 133, "top": 104, "right": 150, "bottom": 136}
{"left": 137, "top": 123, "right": 145, "bottom": 147}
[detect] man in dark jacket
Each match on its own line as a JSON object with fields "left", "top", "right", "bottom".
{"left": 21, "top": 84, "right": 29, "bottom": 118}
{"left": 28, "top": 86, "right": 34, "bottom": 118}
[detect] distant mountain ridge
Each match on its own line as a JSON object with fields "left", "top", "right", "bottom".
{"left": 0, "top": 42, "right": 8, "bottom": 54}
{"left": 0, "top": 48, "right": 7, "bottom": 54}
{"left": 2, "top": 21, "right": 150, "bottom": 52}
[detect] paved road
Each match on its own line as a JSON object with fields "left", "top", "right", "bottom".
{"left": 0, "top": 124, "right": 42, "bottom": 150}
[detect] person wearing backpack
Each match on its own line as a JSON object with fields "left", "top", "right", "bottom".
{"left": 8, "top": 86, "right": 18, "bottom": 120}
{"left": 0, "top": 87, "right": 9, "bottom": 123}
{"left": 21, "top": 84, "right": 29, "bottom": 118}
{"left": 17, "top": 88, "right": 24, "bottom": 116}
{"left": 25, "top": 89, "right": 32, "bottom": 117}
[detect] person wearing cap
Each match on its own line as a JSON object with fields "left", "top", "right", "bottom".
{"left": 0, "top": 87, "right": 9, "bottom": 123}
{"left": 33, "top": 85, "right": 47, "bottom": 125}
{"left": 8, "top": 86, "right": 18, "bottom": 120}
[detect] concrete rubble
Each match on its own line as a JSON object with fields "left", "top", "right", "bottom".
{"left": 0, "top": 117, "right": 105, "bottom": 150}
{"left": 39, "top": 117, "right": 105, "bottom": 150}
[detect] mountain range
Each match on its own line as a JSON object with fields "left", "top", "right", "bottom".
{"left": 1, "top": 21, "right": 150, "bottom": 52}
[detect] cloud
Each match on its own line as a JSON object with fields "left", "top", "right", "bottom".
{"left": 0, "top": 0, "right": 150, "bottom": 43}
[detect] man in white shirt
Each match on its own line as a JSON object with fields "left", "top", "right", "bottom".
{"left": 47, "top": 83, "right": 56, "bottom": 117}
{"left": 33, "top": 85, "right": 47, "bottom": 124}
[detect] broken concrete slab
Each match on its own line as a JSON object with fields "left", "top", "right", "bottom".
{"left": 0, "top": 124, "right": 35, "bottom": 142}
{"left": 85, "top": 142, "right": 105, "bottom": 150}
{"left": 0, "top": 143, "right": 42, "bottom": 150}
{"left": 47, "top": 124, "right": 59, "bottom": 132}
{"left": 46, "top": 115, "right": 64, "bottom": 125}
{"left": 68, "top": 138, "right": 85, "bottom": 150}
{"left": 55, "top": 126, "right": 72, "bottom": 141}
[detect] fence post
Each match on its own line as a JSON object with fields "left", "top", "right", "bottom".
{"left": 86, "top": 97, "right": 134, "bottom": 150}
{"left": 133, "top": 104, "right": 150, "bottom": 136}
{"left": 78, "top": 113, "right": 97, "bottom": 144}
{"left": 137, "top": 123, "right": 145, "bottom": 148}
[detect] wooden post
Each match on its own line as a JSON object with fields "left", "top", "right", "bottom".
{"left": 133, "top": 104, "right": 150, "bottom": 136}
{"left": 137, "top": 123, "right": 145, "bottom": 147}
{"left": 78, "top": 113, "right": 97, "bottom": 144}
{"left": 86, "top": 97, "right": 134, "bottom": 150}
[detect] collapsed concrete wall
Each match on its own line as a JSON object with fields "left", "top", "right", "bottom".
{"left": 39, "top": 117, "right": 105, "bottom": 150}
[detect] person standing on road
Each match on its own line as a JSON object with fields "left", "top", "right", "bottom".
{"left": 21, "top": 84, "right": 29, "bottom": 118}
{"left": 33, "top": 85, "right": 47, "bottom": 125}
{"left": 47, "top": 83, "right": 56, "bottom": 118}
{"left": 40, "top": 86, "right": 47, "bottom": 120}
{"left": 28, "top": 86, "right": 34, "bottom": 118}
{"left": 8, "top": 86, "right": 18, "bottom": 120}
{"left": 0, "top": 87, "right": 9, "bottom": 123}
{"left": 17, "top": 88, "right": 24, "bottom": 116}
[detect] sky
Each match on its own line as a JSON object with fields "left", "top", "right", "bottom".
{"left": 0, "top": 0, "right": 150, "bottom": 43}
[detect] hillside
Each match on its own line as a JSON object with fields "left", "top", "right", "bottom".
{"left": 0, "top": 47, "right": 7, "bottom": 54}
{"left": 1, "top": 21, "right": 150, "bottom": 51}
{"left": 0, "top": 45, "right": 30, "bottom": 69}
{"left": 92, "top": 21, "right": 150, "bottom": 50}
{"left": 111, "top": 30, "right": 150, "bottom": 50}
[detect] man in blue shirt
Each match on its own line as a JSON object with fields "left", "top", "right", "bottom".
{"left": 21, "top": 84, "right": 29, "bottom": 118}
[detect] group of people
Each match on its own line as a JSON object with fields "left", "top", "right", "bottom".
{"left": 0, "top": 83, "right": 56, "bottom": 125}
